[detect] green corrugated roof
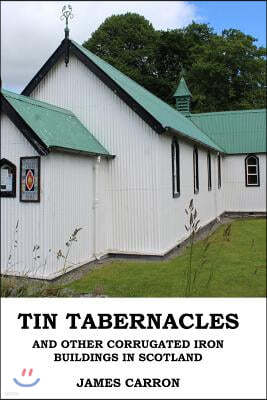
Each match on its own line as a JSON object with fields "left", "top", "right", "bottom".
{"left": 1, "top": 89, "right": 111, "bottom": 157}
{"left": 190, "top": 109, "right": 266, "bottom": 154}
{"left": 72, "top": 41, "right": 223, "bottom": 152}
{"left": 173, "top": 77, "right": 192, "bottom": 97}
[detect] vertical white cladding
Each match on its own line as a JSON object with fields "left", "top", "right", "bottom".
{"left": 223, "top": 154, "right": 266, "bottom": 212}
{"left": 1, "top": 115, "right": 97, "bottom": 278}
{"left": 2, "top": 52, "right": 265, "bottom": 279}
{"left": 158, "top": 135, "right": 225, "bottom": 253}
{"left": 31, "top": 54, "right": 162, "bottom": 255}
{"left": 27, "top": 51, "right": 265, "bottom": 263}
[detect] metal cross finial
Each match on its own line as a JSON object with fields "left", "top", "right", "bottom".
{"left": 60, "top": 5, "right": 74, "bottom": 39}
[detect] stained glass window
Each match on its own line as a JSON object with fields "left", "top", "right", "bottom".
{"left": 20, "top": 157, "right": 40, "bottom": 202}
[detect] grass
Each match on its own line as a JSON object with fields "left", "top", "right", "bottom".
{"left": 1, "top": 218, "right": 266, "bottom": 297}
{"left": 64, "top": 218, "right": 266, "bottom": 297}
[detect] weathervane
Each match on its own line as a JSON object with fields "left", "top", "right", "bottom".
{"left": 60, "top": 4, "right": 74, "bottom": 39}
{"left": 60, "top": 5, "right": 74, "bottom": 67}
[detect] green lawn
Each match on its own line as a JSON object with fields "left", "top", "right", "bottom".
{"left": 65, "top": 218, "right": 266, "bottom": 297}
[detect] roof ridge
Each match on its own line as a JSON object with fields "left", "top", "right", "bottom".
{"left": 1, "top": 89, "right": 74, "bottom": 117}
{"left": 190, "top": 109, "right": 266, "bottom": 117}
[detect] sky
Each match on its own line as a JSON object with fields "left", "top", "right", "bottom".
{"left": 1, "top": 1, "right": 266, "bottom": 93}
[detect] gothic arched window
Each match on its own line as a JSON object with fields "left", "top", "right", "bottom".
{"left": 245, "top": 154, "right": 260, "bottom": 186}
{"left": 207, "top": 152, "right": 212, "bottom": 191}
{"left": 193, "top": 146, "right": 199, "bottom": 194}
{"left": 172, "top": 139, "right": 180, "bottom": 197}
{"left": 217, "top": 154, "right": 222, "bottom": 189}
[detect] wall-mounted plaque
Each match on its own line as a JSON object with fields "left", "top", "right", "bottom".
{"left": 0, "top": 158, "right": 16, "bottom": 197}
{"left": 20, "top": 156, "right": 40, "bottom": 202}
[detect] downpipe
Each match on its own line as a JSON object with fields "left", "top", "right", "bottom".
{"left": 93, "top": 156, "right": 101, "bottom": 260}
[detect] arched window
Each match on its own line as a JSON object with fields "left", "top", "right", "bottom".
{"left": 0, "top": 158, "right": 16, "bottom": 197}
{"left": 245, "top": 154, "right": 260, "bottom": 186}
{"left": 207, "top": 152, "right": 212, "bottom": 191}
{"left": 217, "top": 154, "right": 222, "bottom": 189}
{"left": 172, "top": 139, "right": 180, "bottom": 197}
{"left": 193, "top": 146, "right": 199, "bottom": 194}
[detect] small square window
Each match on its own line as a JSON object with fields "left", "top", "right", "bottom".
{"left": 247, "top": 175, "right": 258, "bottom": 185}
{"left": 248, "top": 166, "right": 257, "bottom": 174}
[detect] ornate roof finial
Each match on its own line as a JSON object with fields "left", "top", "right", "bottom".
{"left": 60, "top": 5, "right": 73, "bottom": 67}
{"left": 60, "top": 4, "right": 74, "bottom": 39}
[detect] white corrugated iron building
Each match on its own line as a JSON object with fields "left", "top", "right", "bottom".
{"left": 1, "top": 35, "right": 266, "bottom": 279}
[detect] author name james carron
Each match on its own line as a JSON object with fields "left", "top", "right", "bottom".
{"left": 76, "top": 377, "right": 180, "bottom": 388}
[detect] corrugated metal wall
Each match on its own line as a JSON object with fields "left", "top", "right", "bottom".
{"left": 1, "top": 115, "right": 97, "bottom": 278}
{"left": 30, "top": 53, "right": 264, "bottom": 260}
{"left": 2, "top": 52, "right": 265, "bottom": 278}
{"left": 158, "top": 135, "right": 224, "bottom": 253}
{"left": 31, "top": 55, "right": 162, "bottom": 256}
{"left": 223, "top": 154, "right": 266, "bottom": 211}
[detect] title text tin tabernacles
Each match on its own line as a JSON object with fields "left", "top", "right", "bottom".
{"left": 17, "top": 312, "right": 239, "bottom": 330}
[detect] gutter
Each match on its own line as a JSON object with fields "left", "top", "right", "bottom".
{"left": 225, "top": 151, "right": 267, "bottom": 156}
{"left": 50, "top": 146, "right": 115, "bottom": 159}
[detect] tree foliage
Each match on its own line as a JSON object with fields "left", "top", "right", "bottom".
{"left": 83, "top": 13, "right": 158, "bottom": 90}
{"left": 83, "top": 14, "right": 266, "bottom": 112}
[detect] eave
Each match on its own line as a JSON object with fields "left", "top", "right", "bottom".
{"left": 50, "top": 146, "right": 115, "bottom": 159}
{"left": 1, "top": 93, "right": 49, "bottom": 156}
{"left": 165, "top": 127, "right": 225, "bottom": 154}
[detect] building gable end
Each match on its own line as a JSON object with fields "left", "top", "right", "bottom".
{"left": 21, "top": 39, "right": 164, "bottom": 135}
{"left": 20, "top": 40, "right": 223, "bottom": 152}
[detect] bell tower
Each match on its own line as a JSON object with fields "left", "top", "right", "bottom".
{"left": 173, "top": 73, "right": 192, "bottom": 116}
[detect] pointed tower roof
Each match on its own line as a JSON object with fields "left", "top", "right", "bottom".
{"left": 173, "top": 77, "right": 192, "bottom": 98}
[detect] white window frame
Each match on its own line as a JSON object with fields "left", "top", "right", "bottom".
{"left": 245, "top": 154, "right": 260, "bottom": 187}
